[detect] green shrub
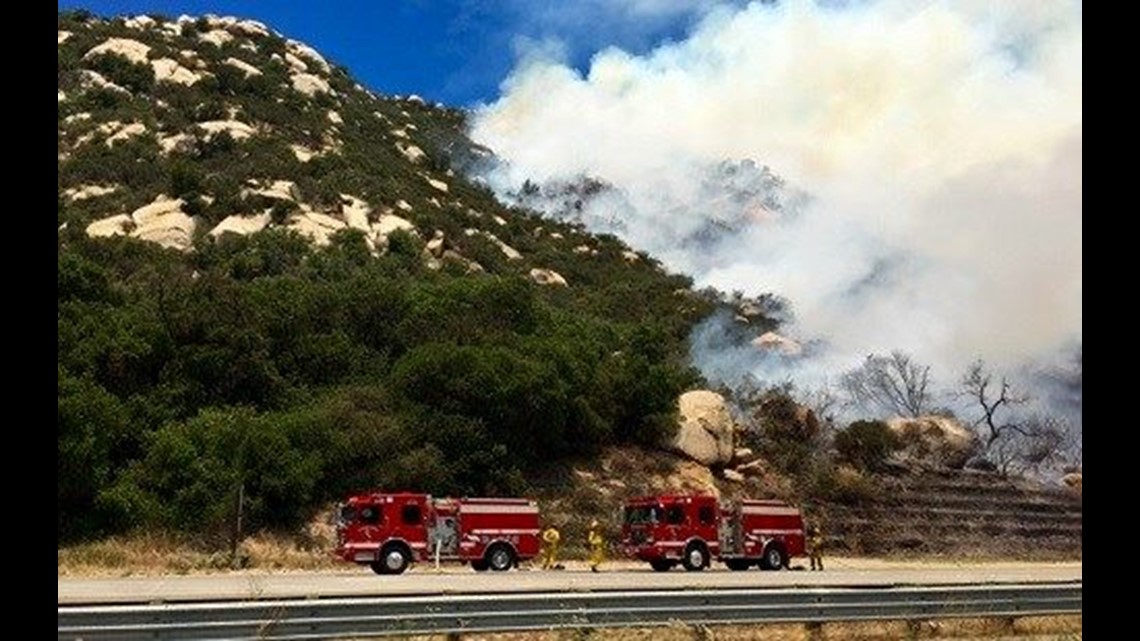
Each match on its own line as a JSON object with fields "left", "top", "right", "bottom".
{"left": 169, "top": 161, "right": 204, "bottom": 199}
{"left": 834, "top": 420, "right": 901, "bottom": 473}
{"left": 738, "top": 389, "right": 822, "bottom": 480}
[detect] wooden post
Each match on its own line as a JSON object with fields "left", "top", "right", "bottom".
{"left": 231, "top": 481, "right": 244, "bottom": 568}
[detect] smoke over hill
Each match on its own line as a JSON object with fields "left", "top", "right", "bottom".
{"left": 467, "top": 0, "right": 1082, "bottom": 425}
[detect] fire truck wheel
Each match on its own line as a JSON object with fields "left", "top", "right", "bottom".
{"left": 759, "top": 544, "right": 787, "bottom": 571}
{"left": 649, "top": 559, "right": 675, "bottom": 572}
{"left": 373, "top": 544, "right": 411, "bottom": 575}
{"left": 486, "top": 544, "right": 516, "bottom": 572}
{"left": 470, "top": 559, "right": 489, "bottom": 572}
{"left": 681, "top": 543, "right": 709, "bottom": 571}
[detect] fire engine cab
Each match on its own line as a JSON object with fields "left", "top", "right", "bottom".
{"left": 334, "top": 491, "right": 541, "bottom": 574}
{"left": 620, "top": 494, "right": 806, "bottom": 572}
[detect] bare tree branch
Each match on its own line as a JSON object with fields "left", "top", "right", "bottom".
{"left": 840, "top": 351, "right": 932, "bottom": 418}
{"left": 959, "top": 359, "right": 1029, "bottom": 449}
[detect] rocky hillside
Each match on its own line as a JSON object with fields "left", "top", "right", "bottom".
{"left": 57, "top": 9, "right": 739, "bottom": 545}
{"left": 58, "top": 11, "right": 679, "bottom": 290}
{"left": 818, "top": 468, "right": 1083, "bottom": 560}
{"left": 56, "top": 9, "right": 1080, "bottom": 563}
{"left": 535, "top": 397, "right": 1082, "bottom": 562}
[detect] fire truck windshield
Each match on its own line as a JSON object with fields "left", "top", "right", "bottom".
{"left": 624, "top": 505, "right": 663, "bottom": 524}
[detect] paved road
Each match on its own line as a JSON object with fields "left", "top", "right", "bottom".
{"left": 58, "top": 558, "right": 1082, "bottom": 605}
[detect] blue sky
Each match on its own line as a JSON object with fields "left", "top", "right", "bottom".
{"left": 57, "top": 0, "right": 733, "bottom": 108}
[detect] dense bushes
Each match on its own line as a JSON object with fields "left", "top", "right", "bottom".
{"left": 737, "top": 389, "right": 823, "bottom": 477}
{"left": 57, "top": 232, "right": 701, "bottom": 543}
{"left": 57, "top": 11, "right": 712, "bottom": 545}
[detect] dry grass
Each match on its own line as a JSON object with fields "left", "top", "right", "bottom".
{"left": 57, "top": 530, "right": 340, "bottom": 577}
{"left": 58, "top": 451, "right": 1080, "bottom": 641}
{"left": 57, "top": 447, "right": 1080, "bottom": 576}
{"left": 353, "top": 615, "right": 1081, "bottom": 640}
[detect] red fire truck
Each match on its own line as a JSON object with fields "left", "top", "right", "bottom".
{"left": 620, "top": 494, "right": 806, "bottom": 571}
{"left": 334, "top": 491, "right": 541, "bottom": 574}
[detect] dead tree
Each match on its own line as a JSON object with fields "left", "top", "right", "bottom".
{"left": 840, "top": 351, "right": 932, "bottom": 418}
{"left": 959, "top": 360, "right": 1072, "bottom": 477}
{"left": 959, "top": 360, "right": 1028, "bottom": 450}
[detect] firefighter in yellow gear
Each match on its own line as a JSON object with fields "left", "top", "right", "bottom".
{"left": 808, "top": 523, "right": 824, "bottom": 571}
{"left": 540, "top": 526, "right": 561, "bottom": 570}
{"left": 587, "top": 520, "right": 605, "bottom": 572}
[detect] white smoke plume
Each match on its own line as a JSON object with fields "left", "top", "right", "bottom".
{"left": 468, "top": 0, "right": 1082, "bottom": 423}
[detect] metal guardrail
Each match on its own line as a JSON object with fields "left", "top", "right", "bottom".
{"left": 58, "top": 583, "right": 1082, "bottom": 640}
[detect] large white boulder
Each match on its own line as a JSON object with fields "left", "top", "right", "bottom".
{"left": 287, "top": 209, "right": 345, "bottom": 246}
{"left": 291, "top": 72, "right": 332, "bottom": 96}
{"left": 887, "top": 415, "right": 978, "bottom": 469}
{"left": 286, "top": 39, "right": 331, "bottom": 73}
{"left": 340, "top": 195, "right": 371, "bottom": 231}
{"left": 242, "top": 179, "right": 299, "bottom": 202}
{"left": 65, "top": 184, "right": 118, "bottom": 201}
{"left": 151, "top": 58, "right": 200, "bottom": 85}
{"left": 198, "top": 29, "right": 233, "bottom": 48}
{"left": 224, "top": 57, "right": 262, "bottom": 78}
{"left": 124, "top": 196, "right": 196, "bottom": 250}
{"left": 104, "top": 122, "right": 147, "bottom": 146}
{"left": 210, "top": 212, "right": 271, "bottom": 237}
{"left": 196, "top": 120, "right": 255, "bottom": 141}
{"left": 529, "top": 268, "right": 567, "bottom": 287}
{"left": 751, "top": 331, "right": 802, "bottom": 356}
{"left": 86, "top": 214, "right": 133, "bottom": 238}
{"left": 669, "top": 390, "right": 738, "bottom": 467}
{"left": 374, "top": 214, "right": 415, "bottom": 237}
{"left": 84, "top": 38, "right": 151, "bottom": 65}
{"left": 397, "top": 142, "right": 426, "bottom": 164}
{"left": 134, "top": 211, "right": 196, "bottom": 250}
